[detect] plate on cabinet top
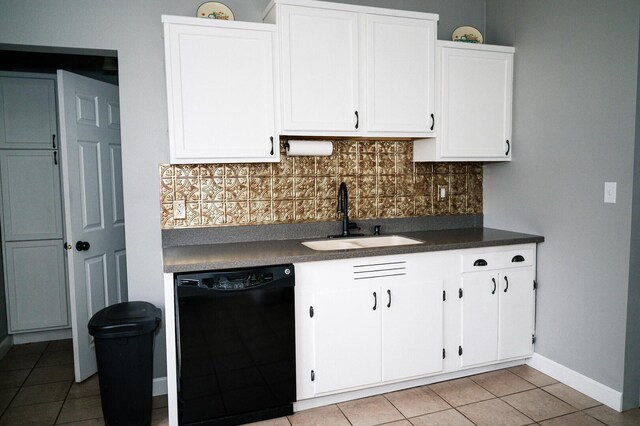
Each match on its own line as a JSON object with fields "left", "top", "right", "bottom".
{"left": 452, "top": 26, "right": 483, "bottom": 44}
{"left": 196, "top": 1, "right": 234, "bottom": 20}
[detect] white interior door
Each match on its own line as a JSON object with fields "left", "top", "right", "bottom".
{"left": 57, "top": 70, "right": 127, "bottom": 382}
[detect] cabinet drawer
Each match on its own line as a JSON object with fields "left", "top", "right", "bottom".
{"left": 462, "top": 248, "right": 533, "bottom": 272}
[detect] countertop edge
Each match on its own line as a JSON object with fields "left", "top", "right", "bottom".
{"left": 163, "top": 227, "right": 544, "bottom": 273}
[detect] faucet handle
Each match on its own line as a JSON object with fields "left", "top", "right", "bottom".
{"left": 348, "top": 221, "right": 360, "bottom": 231}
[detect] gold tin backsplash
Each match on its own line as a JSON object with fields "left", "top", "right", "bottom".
{"left": 159, "top": 140, "right": 482, "bottom": 229}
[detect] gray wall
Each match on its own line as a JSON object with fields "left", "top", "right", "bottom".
{"left": 0, "top": 0, "right": 483, "bottom": 379}
{"left": 485, "top": 0, "right": 640, "bottom": 404}
{"left": 623, "top": 28, "right": 640, "bottom": 408}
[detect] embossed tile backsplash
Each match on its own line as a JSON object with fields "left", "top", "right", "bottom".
{"left": 160, "top": 140, "right": 482, "bottom": 229}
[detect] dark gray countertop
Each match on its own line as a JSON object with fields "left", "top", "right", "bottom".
{"left": 163, "top": 227, "right": 544, "bottom": 273}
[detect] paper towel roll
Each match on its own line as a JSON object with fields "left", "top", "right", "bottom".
{"left": 286, "top": 140, "right": 333, "bottom": 157}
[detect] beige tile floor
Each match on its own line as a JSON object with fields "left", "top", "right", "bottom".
{"left": 2, "top": 340, "right": 640, "bottom": 425}
{"left": 0, "top": 339, "right": 168, "bottom": 425}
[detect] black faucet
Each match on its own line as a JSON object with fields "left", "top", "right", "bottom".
{"left": 336, "top": 182, "right": 362, "bottom": 237}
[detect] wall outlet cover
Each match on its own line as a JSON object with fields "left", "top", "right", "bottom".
{"left": 173, "top": 200, "right": 186, "bottom": 219}
{"left": 604, "top": 182, "right": 616, "bottom": 204}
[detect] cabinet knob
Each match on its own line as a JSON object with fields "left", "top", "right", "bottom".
{"left": 512, "top": 255, "right": 525, "bottom": 263}
{"left": 473, "top": 259, "right": 487, "bottom": 267}
{"left": 387, "top": 289, "right": 391, "bottom": 308}
{"left": 430, "top": 113, "right": 435, "bottom": 131}
{"left": 372, "top": 291, "right": 377, "bottom": 310}
{"left": 491, "top": 277, "right": 497, "bottom": 294}
{"left": 354, "top": 111, "right": 359, "bottom": 129}
{"left": 506, "top": 140, "right": 511, "bottom": 156}
{"left": 270, "top": 136, "right": 274, "bottom": 156}
{"left": 504, "top": 276, "right": 509, "bottom": 293}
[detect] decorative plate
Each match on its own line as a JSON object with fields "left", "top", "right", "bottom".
{"left": 196, "top": 1, "right": 234, "bottom": 20}
{"left": 452, "top": 26, "right": 484, "bottom": 44}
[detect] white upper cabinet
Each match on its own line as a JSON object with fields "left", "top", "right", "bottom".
{"left": 162, "top": 16, "right": 279, "bottom": 163}
{"left": 366, "top": 14, "right": 436, "bottom": 134}
{"left": 265, "top": 0, "right": 437, "bottom": 137}
{"left": 0, "top": 75, "right": 58, "bottom": 150}
{"left": 414, "top": 41, "right": 514, "bottom": 162}
{"left": 279, "top": 6, "right": 360, "bottom": 133}
{"left": 0, "top": 150, "right": 63, "bottom": 241}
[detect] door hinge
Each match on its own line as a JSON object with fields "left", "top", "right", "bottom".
{"left": 309, "top": 306, "right": 314, "bottom": 318}
{"left": 443, "top": 290, "right": 446, "bottom": 301}
{"left": 532, "top": 335, "right": 536, "bottom": 344}
{"left": 311, "top": 370, "right": 315, "bottom": 381}
{"left": 458, "top": 346, "right": 463, "bottom": 356}
{"left": 442, "top": 348, "right": 446, "bottom": 359}
{"left": 533, "top": 280, "right": 537, "bottom": 290}
{"left": 459, "top": 288, "right": 463, "bottom": 298}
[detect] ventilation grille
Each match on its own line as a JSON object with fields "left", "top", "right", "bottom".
{"left": 353, "top": 261, "right": 407, "bottom": 280}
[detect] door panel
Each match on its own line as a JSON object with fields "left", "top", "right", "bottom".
{"left": 383, "top": 278, "right": 443, "bottom": 381}
{"left": 109, "top": 144, "right": 125, "bottom": 226}
{"left": 461, "top": 271, "right": 498, "bottom": 367}
{"left": 313, "top": 285, "right": 381, "bottom": 394}
{"left": 0, "top": 150, "right": 63, "bottom": 241}
{"left": 281, "top": 6, "right": 359, "bottom": 132}
{"left": 77, "top": 140, "right": 104, "bottom": 231}
{"left": 0, "top": 76, "right": 57, "bottom": 149}
{"left": 57, "top": 70, "right": 126, "bottom": 382}
{"left": 85, "top": 254, "right": 107, "bottom": 320}
{"left": 440, "top": 48, "right": 512, "bottom": 158}
{"left": 366, "top": 14, "right": 435, "bottom": 133}
{"left": 499, "top": 269, "right": 535, "bottom": 359}
{"left": 5, "top": 240, "right": 68, "bottom": 331}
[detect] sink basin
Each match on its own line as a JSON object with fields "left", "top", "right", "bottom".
{"left": 302, "top": 235, "right": 424, "bottom": 251}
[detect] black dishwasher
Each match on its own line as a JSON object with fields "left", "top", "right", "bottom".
{"left": 175, "top": 264, "right": 295, "bottom": 425}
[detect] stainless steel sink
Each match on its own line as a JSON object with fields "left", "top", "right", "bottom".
{"left": 302, "top": 235, "right": 424, "bottom": 251}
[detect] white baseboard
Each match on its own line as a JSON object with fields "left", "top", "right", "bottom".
{"left": 527, "top": 353, "right": 622, "bottom": 411}
{"left": 153, "top": 377, "right": 167, "bottom": 396}
{"left": 12, "top": 328, "right": 72, "bottom": 344}
{"left": 0, "top": 334, "right": 13, "bottom": 359}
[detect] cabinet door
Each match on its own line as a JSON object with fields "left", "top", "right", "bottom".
{"left": 0, "top": 76, "right": 57, "bottom": 149}
{"left": 460, "top": 271, "right": 499, "bottom": 367}
{"left": 366, "top": 14, "right": 435, "bottom": 134}
{"left": 5, "top": 240, "right": 68, "bottom": 332}
{"left": 440, "top": 47, "right": 513, "bottom": 159}
{"left": 383, "top": 278, "right": 443, "bottom": 381}
{"left": 498, "top": 268, "right": 535, "bottom": 359}
{"left": 313, "top": 284, "right": 381, "bottom": 394}
{"left": 164, "top": 22, "right": 278, "bottom": 163}
{"left": 0, "top": 150, "right": 63, "bottom": 241}
{"left": 280, "top": 6, "right": 360, "bottom": 133}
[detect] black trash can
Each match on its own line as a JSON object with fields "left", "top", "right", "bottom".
{"left": 88, "top": 301, "right": 162, "bottom": 426}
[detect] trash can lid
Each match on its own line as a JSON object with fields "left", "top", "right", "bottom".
{"left": 88, "top": 301, "right": 161, "bottom": 338}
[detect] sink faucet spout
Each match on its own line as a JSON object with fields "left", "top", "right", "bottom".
{"left": 337, "top": 182, "right": 349, "bottom": 236}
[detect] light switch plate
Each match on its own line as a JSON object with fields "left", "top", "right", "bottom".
{"left": 604, "top": 182, "right": 616, "bottom": 204}
{"left": 438, "top": 185, "right": 447, "bottom": 200}
{"left": 173, "top": 200, "right": 186, "bottom": 219}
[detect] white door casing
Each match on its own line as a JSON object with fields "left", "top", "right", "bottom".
{"left": 57, "top": 70, "right": 127, "bottom": 382}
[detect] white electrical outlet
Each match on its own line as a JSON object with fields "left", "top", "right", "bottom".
{"left": 173, "top": 200, "right": 186, "bottom": 219}
{"left": 604, "top": 182, "right": 617, "bottom": 204}
{"left": 438, "top": 185, "right": 447, "bottom": 200}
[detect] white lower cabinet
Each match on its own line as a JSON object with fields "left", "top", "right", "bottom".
{"left": 4, "top": 240, "right": 68, "bottom": 332}
{"left": 460, "top": 247, "right": 536, "bottom": 368}
{"left": 294, "top": 243, "right": 536, "bottom": 402}
{"left": 295, "top": 253, "right": 444, "bottom": 399}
